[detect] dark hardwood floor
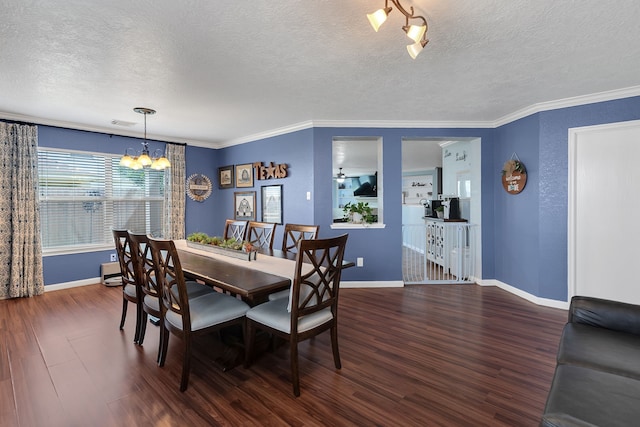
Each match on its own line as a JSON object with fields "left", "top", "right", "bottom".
{"left": 0, "top": 283, "right": 567, "bottom": 426}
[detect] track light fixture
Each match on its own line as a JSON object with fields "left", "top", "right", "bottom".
{"left": 119, "top": 107, "right": 171, "bottom": 170}
{"left": 367, "top": 0, "right": 429, "bottom": 59}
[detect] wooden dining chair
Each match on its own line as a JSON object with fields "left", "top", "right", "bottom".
{"left": 246, "top": 221, "right": 277, "bottom": 250}
{"left": 244, "top": 234, "right": 348, "bottom": 396}
{"left": 223, "top": 219, "right": 249, "bottom": 241}
{"left": 128, "top": 232, "right": 213, "bottom": 360}
{"left": 148, "top": 237, "right": 250, "bottom": 392}
{"left": 113, "top": 229, "right": 143, "bottom": 343}
{"left": 282, "top": 223, "right": 319, "bottom": 253}
{"left": 266, "top": 223, "right": 320, "bottom": 302}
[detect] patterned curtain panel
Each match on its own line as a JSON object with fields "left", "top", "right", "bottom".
{"left": 0, "top": 122, "right": 45, "bottom": 299}
{"left": 163, "top": 144, "right": 186, "bottom": 240}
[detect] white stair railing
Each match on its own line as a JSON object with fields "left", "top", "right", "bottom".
{"left": 402, "top": 222, "right": 477, "bottom": 284}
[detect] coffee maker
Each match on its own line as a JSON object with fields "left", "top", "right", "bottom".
{"left": 448, "top": 197, "right": 460, "bottom": 219}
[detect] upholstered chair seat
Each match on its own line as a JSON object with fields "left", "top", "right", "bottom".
{"left": 246, "top": 298, "right": 333, "bottom": 334}
{"left": 164, "top": 292, "right": 249, "bottom": 331}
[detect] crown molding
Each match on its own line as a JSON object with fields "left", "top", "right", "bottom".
{"left": 215, "top": 120, "right": 315, "bottom": 148}
{"left": 492, "top": 85, "right": 640, "bottom": 127}
{"left": 0, "top": 110, "right": 213, "bottom": 147}
{"left": 310, "top": 119, "right": 493, "bottom": 129}
{"left": 4, "top": 85, "right": 640, "bottom": 149}
{"left": 215, "top": 119, "right": 492, "bottom": 147}
{"left": 220, "top": 85, "right": 640, "bottom": 146}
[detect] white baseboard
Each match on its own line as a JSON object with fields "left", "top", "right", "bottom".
{"left": 44, "top": 277, "right": 101, "bottom": 292}
{"left": 479, "top": 279, "right": 570, "bottom": 310}
{"left": 43, "top": 276, "right": 568, "bottom": 310}
{"left": 341, "top": 280, "right": 404, "bottom": 289}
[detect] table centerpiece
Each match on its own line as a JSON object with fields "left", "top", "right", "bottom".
{"left": 186, "top": 232, "right": 257, "bottom": 261}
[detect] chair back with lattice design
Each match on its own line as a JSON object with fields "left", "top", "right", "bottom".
{"left": 112, "top": 229, "right": 136, "bottom": 289}
{"left": 247, "top": 221, "right": 277, "bottom": 250}
{"left": 223, "top": 219, "right": 248, "bottom": 241}
{"left": 282, "top": 223, "right": 319, "bottom": 253}
{"left": 148, "top": 238, "right": 192, "bottom": 330}
{"left": 290, "top": 234, "right": 348, "bottom": 325}
{"left": 128, "top": 232, "right": 160, "bottom": 302}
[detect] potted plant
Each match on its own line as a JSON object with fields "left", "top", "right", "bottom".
{"left": 435, "top": 205, "right": 445, "bottom": 218}
{"left": 343, "top": 201, "right": 375, "bottom": 224}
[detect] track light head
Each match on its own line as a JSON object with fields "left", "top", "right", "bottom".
{"left": 367, "top": 1, "right": 429, "bottom": 59}
{"left": 367, "top": 7, "right": 393, "bottom": 32}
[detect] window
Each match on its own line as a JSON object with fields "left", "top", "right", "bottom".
{"left": 38, "top": 148, "right": 165, "bottom": 253}
{"left": 331, "top": 137, "right": 384, "bottom": 228}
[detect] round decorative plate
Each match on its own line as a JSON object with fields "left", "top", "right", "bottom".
{"left": 186, "top": 173, "right": 212, "bottom": 202}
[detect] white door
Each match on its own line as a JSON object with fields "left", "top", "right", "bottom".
{"left": 569, "top": 120, "right": 640, "bottom": 304}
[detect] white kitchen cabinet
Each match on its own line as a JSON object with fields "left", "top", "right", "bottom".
{"left": 426, "top": 219, "right": 468, "bottom": 270}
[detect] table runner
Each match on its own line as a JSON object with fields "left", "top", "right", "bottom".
{"left": 174, "top": 239, "right": 307, "bottom": 278}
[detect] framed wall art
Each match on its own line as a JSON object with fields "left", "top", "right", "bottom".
{"left": 234, "top": 191, "right": 256, "bottom": 221}
{"left": 235, "top": 163, "right": 254, "bottom": 188}
{"left": 218, "top": 165, "right": 234, "bottom": 189}
{"left": 261, "top": 184, "right": 282, "bottom": 224}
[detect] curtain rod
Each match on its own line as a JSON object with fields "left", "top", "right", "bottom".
{"left": 0, "top": 119, "right": 37, "bottom": 127}
{"left": 0, "top": 119, "right": 187, "bottom": 146}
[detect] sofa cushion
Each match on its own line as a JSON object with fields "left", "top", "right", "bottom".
{"left": 541, "top": 364, "right": 640, "bottom": 427}
{"left": 558, "top": 323, "right": 640, "bottom": 380}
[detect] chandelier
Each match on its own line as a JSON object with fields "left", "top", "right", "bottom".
{"left": 119, "top": 107, "right": 171, "bottom": 170}
{"left": 336, "top": 168, "right": 346, "bottom": 183}
{"left": 367, "top": 0, "right": 429, "bottom": 59}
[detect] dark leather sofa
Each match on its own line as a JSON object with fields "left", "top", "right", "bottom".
{"left": 541, "top": 296, "right": 640, "bottom": 426}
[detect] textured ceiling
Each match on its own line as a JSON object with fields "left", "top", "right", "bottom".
{"left": 2, "top": 0, "right": 640, "bottom": 148}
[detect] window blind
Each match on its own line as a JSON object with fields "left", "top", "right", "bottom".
{"left": 38, "top": 148, "right": 165, "bottom": 252}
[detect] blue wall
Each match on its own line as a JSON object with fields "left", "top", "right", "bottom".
{"left": 185, "top": 145, "right": 217, "bottom": 236}
{"left": 311, "top": 127, "right": 496, "bottom": 282}
{"left": 209, "top": 128, "right": 315, "bottom": 246}
{"left": 35, "top": 95, "right": 640, "bottom": 303}
{"left": 492, "top": 96, "right": 640, "bottom": 301}
{"left": 493, "top": 115, "right": 541, "bottom": 295}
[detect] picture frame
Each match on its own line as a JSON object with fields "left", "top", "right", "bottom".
{"left": 234, "top": 191, "right": 256, "bottom": 221}
{"left": 218, "top": 165, "right": 234, "bottom": 189}
{"left": 235, "top": 163, "right": 254, "bottom": 188}
{"left": 261, "top": 184, "right": 282, "bottom": 224}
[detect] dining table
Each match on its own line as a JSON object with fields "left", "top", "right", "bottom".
{"left": 175, "top": 240, "right": 294, "bottom": 306}
{"left": 175, "top": 239, "right": 355, "bottom": 306}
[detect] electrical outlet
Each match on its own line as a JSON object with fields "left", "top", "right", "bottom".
{"left": 356, "top": 257, "right": 364, "bottom": 267}
{"left": 110, "top": 253, "right": 117, "bottom": 262}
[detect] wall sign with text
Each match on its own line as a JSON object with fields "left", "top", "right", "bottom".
{"left": 252, "top": 161, "right": 288, "bottom": 180}
{"left": 501, "top": 159, "right": 527, "bottom": 195}
{"left": 186, "top": 173, "right": 212, "bottom": 202}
